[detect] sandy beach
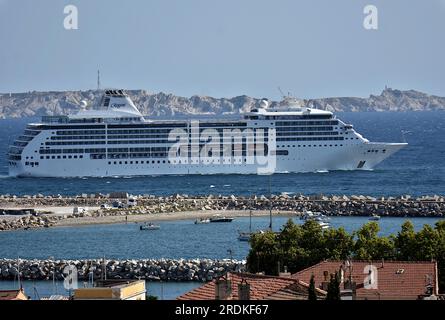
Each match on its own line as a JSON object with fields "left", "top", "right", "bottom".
{"left": 54, "top": 209, "right": 297, "bottom": 227}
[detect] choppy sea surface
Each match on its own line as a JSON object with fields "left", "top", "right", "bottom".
{"left": 0, "top": 112, "right": 444, "bottom": 197}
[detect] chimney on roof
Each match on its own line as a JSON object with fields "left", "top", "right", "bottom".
{"left": 238, "top": 279, "right": 250, "bottom": 300}
{"left": 215, "top": 275, "right": 232, "bottom": 300}
{"left": 279, "top": 265, "right": 291, "bottom": 278}
{"left": 321, "top": 271, "right": 330, "bottom": 291}
{"left": 381, "top": 259, "right": 384, "bottom": 268}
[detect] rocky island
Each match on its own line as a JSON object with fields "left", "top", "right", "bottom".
{"left": 0, "top": 88, "right": 444, "bottom": 119}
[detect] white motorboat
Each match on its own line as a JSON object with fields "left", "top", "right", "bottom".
{"left": 139, "top": 222, "right": 160, "bottom": 230}
{"left": 194, "top": 218, "right": 210, "bottom": 224}
{"left": 318, "top": 221, "right": 330, "bottom": 229}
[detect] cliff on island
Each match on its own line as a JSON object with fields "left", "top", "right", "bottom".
{"left": 0, "top": 88, "right": 444, "bottom": 119}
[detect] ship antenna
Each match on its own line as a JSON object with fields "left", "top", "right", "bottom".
{"left": 97, "top": 70, "right": 101, "bottom": 91}
{"left": 277, "top": 87, "right": 286, "bottom": 99}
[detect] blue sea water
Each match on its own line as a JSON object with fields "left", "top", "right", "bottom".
{"left": 0, "top": 280, "right": 200, "bottom": 300}
{"left": 0, "top": 112, "right": 444, "bottom": 197}
{"left": 1, "top": 216, "right": 443, "bottom": 300}
{"left": 0, "top": 216, "right": 442, "bottom": 261}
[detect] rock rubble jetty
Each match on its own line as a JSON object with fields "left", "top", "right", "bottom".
{"left": 0, "top": 194, "right": 444, "bottom": 232}
{"left": 0, "top": 258, "right": 245, "bottom": 282}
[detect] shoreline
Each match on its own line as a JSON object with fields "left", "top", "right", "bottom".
{"left": 1, "top": 193, "right": 444, "bottom": 231}
{"left": 55, "top": 210, "right": 294, "bottom": 227}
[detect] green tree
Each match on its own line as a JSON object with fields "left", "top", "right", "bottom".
{"left": 354, "top": 222, "right": 395, "bottom": 260}
{"left": 247, "top": 230, "right": 279, "bottom": 275}
{"left": 413, "top": 224, "right": 440, "bottom": 261}
{"left": 308, "top": 274, "right": 317, "bottom": 301}
{"left": 394, "top": 220, "right": 416, "bottom": 260}
{"left": 298, "top": 220, "right": 326, "bottom": 267}
{"left": 326, "top": 272, "right": 341, "bottom": 300}
{"left": 322, "top": 227, "right": 354, "bottom": 260}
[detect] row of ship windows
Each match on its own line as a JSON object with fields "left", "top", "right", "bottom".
{"left": 47, "top": 123, "right": 340, "bottom": 137}
{"left": 279, "top": 144, "right": 344, "bottom": 148}
{"left": 276, "top": 137, "right": 346, "bottom": 142}
{"left": 55, "top": 131, "right": 269, "bottom": 137}
{"left": 39, "top": 145, "right": 267, "bottom": 154}
{"left": 37, "top": 120, "right": 346, "bottom": 132}
{"left": 38, "top": 151, "right": 274, "bottom": 160}
{"left": 25, "top": 162, "right": 39, "bottom": 167}
{"left": 275, "top": 121, "right": 338, "bottom": 126}
{"left": 276, "top": 132, "right": 338, "bottom": 137}
{"left": 45, "top": 139, "right": 271, "bottom": 146}
{"left": 105, "top": 151, "right": 268, "bottom": 159}
{"left": 106, "top": 157, "right": 288, "bottom": 166}
{"left": 368, "top": 149, "right": 386, "bottom": 153}
{"left": 36, "top": 142, "right": 351, "bottom": 157}
{"left": 44, "top": 136, "right": 353, "bottom": 146}
{"left": 248, "top": 115, "right": 333, "bottom": 120}
{"left": 27, "top": 144, "right": 355, "bottom": 163}
{"left": 276, "top": 126, "right": 334, "bottom": 132}
{"left": 53, "top": 126, "right": 335, "bottom": 136}
{"left": 40, "top": 155, "right": 84, "bottom": 160}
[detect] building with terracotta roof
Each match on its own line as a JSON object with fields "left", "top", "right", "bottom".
{"left": 292, "top": 260, "right": 438, "bottom": 300}
{"left": 0, "top": 288, "right": 29, "bottom": 300}
{"left": 177, "top": 272, "right": 326, "bottom": 300}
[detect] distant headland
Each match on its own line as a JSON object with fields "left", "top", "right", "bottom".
{"left": 0, "top": 87, "right": 444, "bottom": 119}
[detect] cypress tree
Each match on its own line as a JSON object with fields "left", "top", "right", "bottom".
{"left": 326, "top": 272, "right": 341, "bottom": 300}
{"left": 308, "top": 274, "right": 317, "bottom": 301}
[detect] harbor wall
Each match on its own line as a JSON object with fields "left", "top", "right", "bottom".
{"left": 0, "top": 258, "right": 245, "bottom": 282}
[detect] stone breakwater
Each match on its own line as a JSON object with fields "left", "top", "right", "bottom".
{"left": 0, "top": 215, "right": 64, "bottom": 231}
{"left": 0, "top": 258, "right": 245, "bottom": 282}
{"left": 1, "top": 194, "right": 444, "bottom": 231}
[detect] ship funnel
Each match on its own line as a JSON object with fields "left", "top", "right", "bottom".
{"left": 101, "top": 89, "right": 142, "bottom": 117}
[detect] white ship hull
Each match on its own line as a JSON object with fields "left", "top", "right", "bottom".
{"left": 9, "top": 142, "right": 406, "bottom": 178}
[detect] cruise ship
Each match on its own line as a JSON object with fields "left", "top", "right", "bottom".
{"left": 8, "top": 90, "right": 407, "bottom": 177}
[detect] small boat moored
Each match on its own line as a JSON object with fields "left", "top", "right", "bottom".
{"left": 238, "top": 232, "right": 251, "bottom": 242}
{"left": 194, "top": 218, "right": 210, "bottom": 224}
{"left": 139, "top": 222, "right": 160, "bottom": 230}
{"left": 210, "top": 215, "right": 234, "bottom": 223}
{"left": 369, "top": 214, "right": 381, "bottom": 221}
{"left": 318, "top": 221, "right": 330, "bottom": 230}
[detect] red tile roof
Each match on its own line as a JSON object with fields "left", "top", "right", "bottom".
{"left": 177, "top": 272, "right": 326, "bottom": 300}
{"left": 292, "top": 260, "right": 438, "bottom": 300}
{"left": 0, "top": 289, "right": 28, "bottom": 300}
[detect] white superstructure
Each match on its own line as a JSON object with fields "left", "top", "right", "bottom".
{"left": 8, "top": 90, "right": 407, "bottom": 177}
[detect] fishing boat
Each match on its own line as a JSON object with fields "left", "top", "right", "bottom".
{"left": 139, "top": 222, "right": 160, "bottom": 230}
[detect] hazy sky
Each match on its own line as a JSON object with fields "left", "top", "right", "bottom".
{"left": 0, "top": 0, "right": 444, "bottom": 100}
